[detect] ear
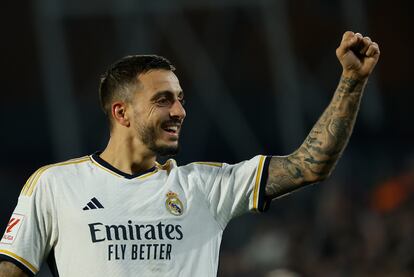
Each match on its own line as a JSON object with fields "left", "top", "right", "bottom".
{"left": 111, "top": 101, "right": 130, "bottom": 127}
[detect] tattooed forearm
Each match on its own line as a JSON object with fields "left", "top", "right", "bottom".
{"left": 336, "top": 75, "right": 366, "bottom": 94}
{"left": 266, "top": 75, "right": 367, "bottom": 199}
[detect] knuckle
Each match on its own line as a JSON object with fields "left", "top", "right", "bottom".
{"left": 335, "top": 47, "right": 342, "bottom": 56}
{"left": 364, "top": 36, "right": 372, "bottom": 43}
{"left": 343, "top": 31, "right": 354, "bottom": 39}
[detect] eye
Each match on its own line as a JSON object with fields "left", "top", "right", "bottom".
{"left": 179, "top": 98, "right": 185, "bottom": 106}
{"left": 156, "top": 97, "right": 172, "bottom": 107}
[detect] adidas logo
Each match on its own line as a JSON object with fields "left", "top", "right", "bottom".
{"left": 83, "top": 197, "right": 104, "bottom": 210}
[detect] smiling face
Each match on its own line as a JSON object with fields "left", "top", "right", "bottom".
{"left": 128, "top": 69, "right": 186, "bottom": 156}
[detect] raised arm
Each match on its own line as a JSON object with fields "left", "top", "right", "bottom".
{"left": 0, "top": 261, "right": 28, "bottom": 277}
{"left": 265, "top": 31, "right": 380, "bottom": 199}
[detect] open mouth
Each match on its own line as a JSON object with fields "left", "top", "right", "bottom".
{"left": 161, "top": 122, "right": 181, "bottom": 136}
{"left": 163, "top": 125, "right": 179, "bottom": 134}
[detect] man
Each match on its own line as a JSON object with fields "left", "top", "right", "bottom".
{"left": 0, "top": 31, "right": 379, "bottom": 276}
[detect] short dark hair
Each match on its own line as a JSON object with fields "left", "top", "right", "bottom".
{"left": 99, "top": 54, "right": 175, "bottom": 128}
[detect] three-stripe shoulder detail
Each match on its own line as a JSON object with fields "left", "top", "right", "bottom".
{"left": 20, "top": 156, "right": 90, "bottom": 197}
{"left": 191, "top": 161, "right": 223, "bottom": 167}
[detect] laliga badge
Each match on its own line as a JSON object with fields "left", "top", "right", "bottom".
{"left": 165, "top": 191, "right": 184, "bottom": 216}
{"left": 1, "top": 214, "right": 24, "bottom": 245}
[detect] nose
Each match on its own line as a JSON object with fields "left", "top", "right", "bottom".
{"left": 170, "top": 99, "right": 186, "bottom": 120}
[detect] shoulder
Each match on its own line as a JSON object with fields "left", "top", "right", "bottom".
{"left": 177, "top": 160, "right": 223, "bottom": 173}
{"left": 20, "top": 156, "right": 91, "bottom": 197}
{"left": 158, "top": 159, "right": 223, "bottom": 172}
{"left": 169, "top": 161, "right": 224, "bottom": 185}
{"left": 176, "top": 155, "right": 269, "bottom": 181}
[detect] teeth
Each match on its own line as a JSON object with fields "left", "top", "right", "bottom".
{"left": 164, "top": 125, "right": 178, "bottom": 132}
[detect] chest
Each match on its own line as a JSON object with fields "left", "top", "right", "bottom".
{"left": 50, "top": 169, "right": 222, "bottom": 269}
{"left": 53, "top": 172, "right": 218, "bottom": 243}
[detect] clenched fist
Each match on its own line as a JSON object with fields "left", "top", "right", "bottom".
{"left": 336, "top": 31, "right": 380, "bottom": 80}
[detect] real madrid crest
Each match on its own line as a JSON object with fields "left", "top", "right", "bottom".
{"left": 165, "top": 191, "right": 184, "bottom": 216}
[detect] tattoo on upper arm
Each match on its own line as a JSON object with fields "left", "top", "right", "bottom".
{"left": 266, "top": 75, "right": 366, "bottom": 199}
{"left": 265, "top": 156, "right": 305, "bottom": 198}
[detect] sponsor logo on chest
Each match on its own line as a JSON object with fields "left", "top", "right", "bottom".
{"left": 82, "top": 191, "right": 186, "bottom": 262}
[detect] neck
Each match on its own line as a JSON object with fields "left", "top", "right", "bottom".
{"left": 100, "top": 133, "right": 157, "bottom": 175}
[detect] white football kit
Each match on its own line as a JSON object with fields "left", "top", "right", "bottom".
{"left": 0, "top": 153, "right": 270, "bottom": 276}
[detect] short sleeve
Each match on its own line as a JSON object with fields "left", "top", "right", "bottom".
{"left": 194, "top": 155, "right": 271, "bottom": 228}
{"left": 0, "top": 170, "right": 58, "bottom": 276}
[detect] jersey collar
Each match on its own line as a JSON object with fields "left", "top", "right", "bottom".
{"left": 91, "top": 151, "right": 158, "bottom": 179}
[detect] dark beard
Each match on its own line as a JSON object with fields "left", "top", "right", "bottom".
{"left": 138, "top": 124, "right": 180, "bottom": 157}
{"left": 151, "top": 144, "right": 180, "bottom": 157}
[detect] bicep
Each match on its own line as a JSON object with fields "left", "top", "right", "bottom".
{"left": 265, "top": 153, "right": 317, "bottom": 199}
{"left": 0, "top": 261, "right": 28, "bottom": 277}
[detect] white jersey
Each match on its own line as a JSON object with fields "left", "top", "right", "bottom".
{"left": 0, "top": 153, "right": 270, "bottom": 277}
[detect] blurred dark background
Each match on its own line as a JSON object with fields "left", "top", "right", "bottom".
{"left": 1, "top": 0, "right": 413, "bottom": 276}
